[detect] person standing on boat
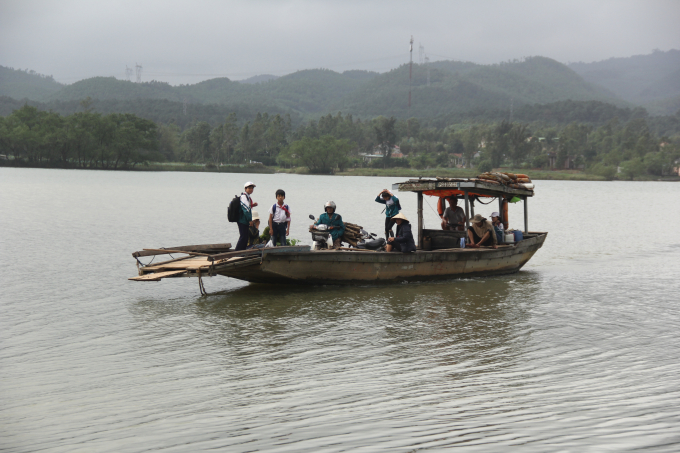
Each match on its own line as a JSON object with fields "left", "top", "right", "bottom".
{"left": 441, "top": 196, "right": 466, "bottom": 231}
{"left": 386, "top": 213, "right": 416, "bottom": 253}
{"left": 490, "top": 211, "right": 504, "bottom": 244}
{"left": 268, "top": 189, "right": 291, "bottom": 247}
{"left": 467, "top": 214, "right": 498, "bottom": 249}
{"left": 375, "top": 189, "right": 401, "bottom": 239}
{"left": 235, "top": 181, "right": 258, "bottom": 251}
{"left": 311, "top": 201, "right": 345, "bottom": 249}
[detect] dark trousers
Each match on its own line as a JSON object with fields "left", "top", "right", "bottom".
{"left": 385, "top": 216, "right": 396, "bottom": 239}
{"left": 235, "top": 222, "right": 249, "bottom": 251}
{"left": 470, "top": 228, "right": 493, "bottom": 246}
{"left": 272, "top": 222, "right": 287, "bottom": 246}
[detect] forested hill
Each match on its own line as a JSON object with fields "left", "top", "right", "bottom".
{"left": 1, "top": 57, "right": 623, "bottom": 122}
{"left": 335, "top": 57, "right": 620, "bottom": 119}
{"left": 0, "top": 66, "right": 64, "bottom": 101}
{"left": 569, "top": 49, "right": 680, "bottom": 114}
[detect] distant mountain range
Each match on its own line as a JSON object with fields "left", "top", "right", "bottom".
{"left": 1, "top": 50, "right": 679, "bottom": 124}
{"left": 569, "top": 49, "right": 680, "bottom": 116}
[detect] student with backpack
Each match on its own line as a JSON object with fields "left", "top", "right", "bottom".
{"left": 375, "top": 189, "right": 401, "bottom": 240}
{"left": 232, "top": 181, "right": 258, "bottom": 251}
{"left": 268, "top": 189, "right": 291, "bottom": 247}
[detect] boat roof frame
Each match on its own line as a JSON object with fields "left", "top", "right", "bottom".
{"left": 391, "top": 177, "right": 533, "bottom": 249}
{"left": 392, "top": 178, "right": 534, "bottom": 198}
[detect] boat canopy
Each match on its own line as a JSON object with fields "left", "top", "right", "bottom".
{"left": 392, "top": 177, "right": 534, "bottom": 198}
{"left": 391, "top": 177, "right": 534, "bottom": 247}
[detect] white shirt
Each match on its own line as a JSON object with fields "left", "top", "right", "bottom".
{"left": 240, "top": 193, "right": 252, "bottom": 213}
{"left": 269, "top": 202, "right": 291, "bottom": 223}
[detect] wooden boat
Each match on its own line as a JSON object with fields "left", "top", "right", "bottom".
{"left": 129, "top": 178, "right": 546, "bottom": 289}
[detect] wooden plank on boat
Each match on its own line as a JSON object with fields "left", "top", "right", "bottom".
{"left": 142, "top": 248, "right": 213, "bottom": 257}
{"left": 129, "top": 270, "right": 187, "bottom": 281}
{"left": 213, "top": 256, "right": 261, "bottom": 271}
{"left": 132, "top": 243, "right": 232, "bottom": 258}
{"left": 142, "top": 257, "right": 212, "bottom": 271}
{"left": 209, "top": 245, "right": 310, "bottom": 262}
{"left": 338, "top": 247, "right": 377, "bottom": 252}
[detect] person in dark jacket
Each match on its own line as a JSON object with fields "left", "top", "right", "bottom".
{"left": 386, "top": 213, "right": 416, "bottom": 253}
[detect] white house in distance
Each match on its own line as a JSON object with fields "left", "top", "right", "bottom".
{"left": 359, "top": 145, "right": 404, "bottom": 162}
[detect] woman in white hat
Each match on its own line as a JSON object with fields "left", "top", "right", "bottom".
{"left": 386, "top": 213, "right": 416, "bottom": 253}
{"left": 490, "top": 211, "right": 504, "bottom": 244}
{"left": 235, "top": 181, "right": 258, "bottom": 251}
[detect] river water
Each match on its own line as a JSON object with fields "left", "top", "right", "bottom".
{"left": 1, "top": 168, "right": 679, "bottom": 452}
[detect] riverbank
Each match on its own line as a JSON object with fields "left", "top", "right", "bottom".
{"left": 0, "top": 159, "right": 275, "bottom": 174}
{"left": 276, "top": 166, "right": 613, "bottom": 181}
{"left": 3, "top": 159, "right": 677, "bottom": 180}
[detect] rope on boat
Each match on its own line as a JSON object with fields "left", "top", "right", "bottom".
{"left": 136, "top": 255, "right": 156, "bottom": 268}
{"left": 475, "top": 196, "right": 497, "bottom": 205}
{"left": 197, "top": 269, "right": 207, "bottom": 296}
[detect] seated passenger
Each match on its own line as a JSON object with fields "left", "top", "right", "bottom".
{"left": 490, "top": 211, "right": 504, "bottom": 244}
{"left": 386, "top": 213, "right": 416, "bottom": 253}
{"left": 467, "top": 214, "right": 498, "bottom": 249}
{"left": 441, "top": 196, "right": 466, "bottom": 231}
{"left": 310, "top": 201, "right": 345, "bottom": 249}
{"left": 247, "top": 211, "right": 262, "bottom": 248}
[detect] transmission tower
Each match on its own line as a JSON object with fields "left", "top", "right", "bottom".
{"left": 183, "top": 98, "right": 187, "bottom": 115}
{"left": 418, "top": 44, "right": 425, "bottom": 64}
{"left": 408, "top": 36, "right": 413, "bottom": 138}
{"left": 135, "top": 63, "right": 143, "bottom": 83}
{"left": 125, "top": 65, "right": 133, "bottom": 81}
{"left": 425, "top": 55, "right": 430, "bottom": 86}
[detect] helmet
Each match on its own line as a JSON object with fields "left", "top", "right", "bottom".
{"left": 324, "top": 201, "right": 336, "bottom": 211}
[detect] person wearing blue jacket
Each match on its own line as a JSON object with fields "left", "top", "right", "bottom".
{"left": 310, "top": 201, "right": 345, "bottom": 249}
{"left": 386, "top": 213, "right": 416, "bottom": 253}
{"left": 375, "top": 189, "right": 401, "bottom": 240}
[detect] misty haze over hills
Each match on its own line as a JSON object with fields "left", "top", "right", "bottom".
{"left": 1, "top": 50, "right": 679, "bottom": 126}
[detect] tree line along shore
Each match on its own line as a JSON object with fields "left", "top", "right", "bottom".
{"left": 1, "top": 102, "right": 679, "bottom": 181}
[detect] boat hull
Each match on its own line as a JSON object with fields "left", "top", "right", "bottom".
{"left": 219, "top": 232, "right": 547, "bottom": 285}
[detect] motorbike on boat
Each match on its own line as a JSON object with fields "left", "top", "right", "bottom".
{"left": 308, "top": 215, "right": 385, "bottom": 251}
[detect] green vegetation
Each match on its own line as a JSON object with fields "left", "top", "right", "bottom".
{"left": 2, "top": 52, "right": 680, "bottom": 180}
{"left": 0, "top": 105, "right": 160, "bottom": 169}
{"left": 3, "top": 103, "right": 678, "bottom": 180}
{"left": 0, "top": 66, "right": 63, "bottom": 102}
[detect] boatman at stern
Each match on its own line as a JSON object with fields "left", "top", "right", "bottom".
{"left": 441, "top": 196, "right": 466, "bottom": 231}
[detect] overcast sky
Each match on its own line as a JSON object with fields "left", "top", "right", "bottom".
{"left": 1, "top": 0, "right": 678, "bottom": 85}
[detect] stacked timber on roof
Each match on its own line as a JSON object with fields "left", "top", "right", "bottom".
{"left": 393, "top": 177, "right": 534, "bottom": 197}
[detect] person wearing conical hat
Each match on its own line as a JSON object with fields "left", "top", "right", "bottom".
{"left": 386, "top": 213, "right": 416, "bottom": 253}
{"left": 247, "top": 211, "right": 262, "bottom": 248}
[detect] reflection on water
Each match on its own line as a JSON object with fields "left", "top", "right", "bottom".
{"left": 2, "top": 168, "right": 680, "bottom": 452}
